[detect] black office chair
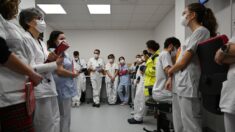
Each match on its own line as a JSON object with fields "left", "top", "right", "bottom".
{"left": 197, "top": 34, "right": 229, "bottom": 115}
{"left": 143, "top": 98, "right": 174, "bottom": 132}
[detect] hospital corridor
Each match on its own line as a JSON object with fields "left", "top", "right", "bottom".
{"left": 0, "top": 0, "right": 235, "bottom": 132}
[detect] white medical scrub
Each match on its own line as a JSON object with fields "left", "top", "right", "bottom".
{"left": 53, "top": 53, "right": 77, "bottom": 132}
{"left": 105, "top": 62, "right": 119, "bottom": 104}
{"left": 133, "top": 63, "right": 145, "bottom": 121}
{"left": 219, "top": 38, "right": 235, "bottom": 132}
{"left": 133, "top": 73, "right": 145, "bottom": 121}
{"left": 173, "top": 26, "right": 210, "bottom": 132}
{"left": 152, "top": 50, "right": 172, "bottom": 101}
{"left": 88, "top": 57, "right": 105, "bottom": 104}
{"left": 24, "top": 32, "right": 60, "bottom": 132}
{"left": 73, "top": 58, "right": 87, "bottom": 105}
{"left": 0, "top": 16, "right": 31, "bottom": 108}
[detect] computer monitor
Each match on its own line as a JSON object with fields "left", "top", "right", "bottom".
{"left": 199, "top": 0, "right": 209, "bottom": 5}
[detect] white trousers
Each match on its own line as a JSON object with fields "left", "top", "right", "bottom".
{"left": 58, "top": 98, "right": 71, "bottom": 132}
{"left": 172, "top": 94, "right": 202, "bottom": 132}
{"left": 91, "top": 75, "right": 102, "bottom": 104}
{"left": 133, "top": 80, "right": 146, "bottom": 121}
{"left": 34, "top": 97, "right": 60, "bottom": 132}
{"left": 106, "top": 79, "right": 118, "bottom": 104}
{"left": 73, "top": 75, "right": 86, "bottom": 104}
{"left": 224, "top": 113, "right": 235, "bottom": 132}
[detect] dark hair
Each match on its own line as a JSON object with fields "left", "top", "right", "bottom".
{"left": 146, "top": 40, "right": 160, "bottom": 51}
{"left": 47, "top": 31, "right": 64, "bottom": 49}
{"left": 108, "top": 54, "right": 115, "bottom": 59}
{"left": 164, "top": 37, "right": 181, "bottom": 49}
{"left": 187, "top": 3, "right": 218, "bottom": 37}
{"left": 136, "top": 54, "right": 141, "bottom": 58}
{"left": 19, "top": 8, "right": 44, "bottom": 31}
{"left": 0, "top": 0, "right": 19, "bottom": 20}
{"left": 73, "top": 51, "right": 79, "bottom": 56}
{"left": 94, "top": 49, "right": 100, "bottom": 54}
{"left": 143, "top": 50, "right": 149, "bottom": 56}
{"left": 119, "top": 56, "right": 125, "bottom": 61}
{"left": 39, "top": 33, "right": 44, "bottom": 41}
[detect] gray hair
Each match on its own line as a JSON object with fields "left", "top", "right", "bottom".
{"left": 19, "top": 8, "right": 44, "bottom": 31}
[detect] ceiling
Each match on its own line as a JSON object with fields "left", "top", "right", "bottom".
{"left": 35, "top": 0, "right": 175, "bottom": 30}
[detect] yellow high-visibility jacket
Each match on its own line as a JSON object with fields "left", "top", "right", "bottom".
{"left": 144, "top": 50, "right": 159, "bottom": 96}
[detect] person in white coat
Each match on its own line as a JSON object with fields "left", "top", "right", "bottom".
{"left": 88, "top": 49, "right": 105, "bottom": 107}
{"left": 19, "top": 8, "right": 63, "bottom": 132}
{"left": 72, "top": 51, "right": 87, "bottom": 107}
{"left": 0, "top": 1, "right": 43, "bottom": 131}
{"left": 166, "top": 3, "right": 218, "bottom": 132}
{"left": 215, "top": 37, "right": 235, "bottom": 132}
{"left": 105, "top": 54, "right": 119, "bottom": 105}
{"left": 152, "top": 37, "right": 180, "bottom": 101}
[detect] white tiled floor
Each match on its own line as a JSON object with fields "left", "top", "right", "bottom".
{"left": 70, "top": 104, "right": 157, "bottom": 132}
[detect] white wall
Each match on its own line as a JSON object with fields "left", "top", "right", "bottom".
{"left": 44, "top": 24, "right": 54, "bottom": 43}
{"left": 62, "top": 30, "right": 154, "bottom": 63}
{"left": 154, "top": 8, "right": 175, "bottom": 49}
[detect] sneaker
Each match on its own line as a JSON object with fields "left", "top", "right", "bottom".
{"left": 130, "top": 111, "right": 135, "bottom": 115}
{"left": 120, "top": 102, "right": 128, "bottom": 106}
{"left": 127, "top": 118, "right": 143, "bottom": 124}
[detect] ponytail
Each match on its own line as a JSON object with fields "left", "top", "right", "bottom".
{"left": 188, "top": 3, "right": 218, "bottom": 37}
{"left": 202, "top": 8, "right": 218, "bottom": 37}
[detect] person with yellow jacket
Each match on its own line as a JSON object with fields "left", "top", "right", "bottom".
{"left": 128, "top": 40, "right": 159, "bottom": 124}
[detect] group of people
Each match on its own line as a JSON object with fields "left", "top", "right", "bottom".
{"left": 0, "top": 0, "right": 235, "bottom": 132}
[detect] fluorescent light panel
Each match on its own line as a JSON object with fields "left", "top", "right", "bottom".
{"left": 87, "top": 4, "right": 111, "bottom": 14}
{"left": 37, "top": 4, "right": 67, "bottom": 14}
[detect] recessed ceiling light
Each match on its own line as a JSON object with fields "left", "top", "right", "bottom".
{"left": 87, "top": 4, "right": 111, "bottom": 14}
{"left": 37, "top": 4, "right": 67, "bottom": 14}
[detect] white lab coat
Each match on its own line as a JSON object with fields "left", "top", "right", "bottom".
{"left": 133, "top": 74, "right": 145, "bottom": 121}
{"left": 105, "top": 62, "right": 119, "bottom": 104}
{"left": 133, "top": 63, "right": 146, "bottom": 121}
{"left": 88, "top": 57, "right": 105, "bottom": 104}
{"left": 172, "top": 26, "right": 209, "bottom": 132}
{"left": 0, "top": 15, "right": 30, "bottom": 108}
{"left": 72, "top": 58, "right": 87, "bottom": 105}
{"left": 23, "top": 32, "right": 60, "bottom": 132}
{"left": 219, "top": 38, "right": 235, "bottom": 132}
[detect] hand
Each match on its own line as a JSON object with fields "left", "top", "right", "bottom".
{"left": 165, "top": 78, "right": 172, "bottom": 91}
{"left": 215, "top": 49, "right": 225, "bottom": 65}
{"left": 111, "top": 77, "right": 115, "bottom": 82}
{"left": 168, "top": 68, "right": 173, "bottom": 77}
{"left": 72, "top": 71, "right": 79, "bottom": 78}
{"left": 56, "top": 56, "right": 64, "bottom": 66}
{"left": 28, "top": 71, "right": 43, "bottom": 86}
{"left": 47, "top": 52, "right": 58, "bottom": 62}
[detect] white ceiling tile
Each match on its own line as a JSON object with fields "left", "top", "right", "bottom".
{"left": 131, "top": 14, "right": 152, "bottom": 22}
{"left": 133, "top": 5, "right": 158, "bottom": 14}
{"left": 111, "top": 14, "right": 132, "bottom": 21}
{"left": 136, "top": 0, "right": 163, "bottom": 5}
{"left": 111, "top": 0, "right": 138, "bottom": 5}
{"left": 36, "top": 0, "right": 175, "bottom": 30}
{"left": 111, "top": 5, "right": 135, "bottom": 14}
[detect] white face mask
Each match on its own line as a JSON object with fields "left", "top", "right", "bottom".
{"left": 94, "top": 54, "right": 99, "bottom": 59}
{"left": 109, "top": 59, "right": 114, "bottom": 63}
{"left": 171, "top": 48, "right": 177, "bottom": 57}
{"left": 136, "top": 58, "right": 142, "bottom": 63}
{"left": 35, "top": 19, "right": 46, "bottom": 33}
{"left": 141, "top": 56, "right": 145, "bottom": 62}
{"left": 120, "top": 59, "right": 125, "bottom": 64}
{"left": 180, "top": 14, "right": 189, "bottom": 27}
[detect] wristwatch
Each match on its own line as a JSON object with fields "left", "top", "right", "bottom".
{"left": 221, "top": 44, "right": 230, "bottom": 54}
